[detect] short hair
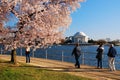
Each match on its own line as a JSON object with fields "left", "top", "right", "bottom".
{"left": 75, "top": 43, "right": 79, "bottom": 46}
{"left": 99, "top": 44, "right": 103, "bottom": 47}
{"left": 110, "top": 44, "right": 114, "bottom": 47}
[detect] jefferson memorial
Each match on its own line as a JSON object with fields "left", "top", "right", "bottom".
{"left": 73, "top": 32, "right": 88, "bottom": 43}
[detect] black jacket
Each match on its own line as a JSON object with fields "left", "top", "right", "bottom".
{"left": 96, "top": 47, "right": 104, "bottom": 59}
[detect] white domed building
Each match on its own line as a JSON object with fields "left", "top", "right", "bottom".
{"left": 73, "top": 32, "right": 88, "bottom": 43}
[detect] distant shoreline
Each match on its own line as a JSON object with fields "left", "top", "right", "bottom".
{"left": 61, "top": 43, "right": 120, "bottom": 46}
{"left": 61, "top": 43, "right": 95, "bottom": 46}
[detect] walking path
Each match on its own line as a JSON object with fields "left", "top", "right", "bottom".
{"left": 0, "top": 55, "right": 120, "bottom": 80}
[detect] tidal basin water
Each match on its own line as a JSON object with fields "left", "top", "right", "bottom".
{"left": 4, "top": 45, "right": 120, "bottom": 70}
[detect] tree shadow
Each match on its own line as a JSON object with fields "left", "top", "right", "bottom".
{"left": 0, "top": 60, "right": 11, "bottom": 64}
{"left": 18, "top": 64, "right": 108, "bottom": 73}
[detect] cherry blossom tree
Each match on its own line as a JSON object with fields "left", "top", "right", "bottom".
{"left": 0, "top": 0, "right": 84, "bottom": 64}
{"left": 0, "top": 1, "right": 9, "bottom": 39}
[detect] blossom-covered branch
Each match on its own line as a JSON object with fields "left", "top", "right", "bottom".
{"left": 0, "top": 0, "right": 84, "bottom": 50}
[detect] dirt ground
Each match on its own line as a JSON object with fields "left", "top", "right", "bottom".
{"left": 0, "top": 55, "right": 120, "bottom": 80}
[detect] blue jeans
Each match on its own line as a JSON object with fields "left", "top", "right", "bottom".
{"left": 97, "top": 59, "right": 102, "bottom": 68}
{"left": 75, "top": 56, "right": 80, "bottom": 68}
{"left": 26, "top": 53, "right": 30, "bottom": 63}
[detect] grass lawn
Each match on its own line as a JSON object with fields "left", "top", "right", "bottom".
{"left": 0, "top": 59, "right": 92, "bottom": 80}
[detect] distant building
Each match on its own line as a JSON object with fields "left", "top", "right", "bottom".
{"left": 106, "top": 38, "right": 111, "bottom": 42}
{"left": 73, "top": 32, "right": 88, "bottom": 43}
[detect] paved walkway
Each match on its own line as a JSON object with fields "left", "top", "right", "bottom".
{"left": 0, "top": 55, "right": 120, "bottom": 80}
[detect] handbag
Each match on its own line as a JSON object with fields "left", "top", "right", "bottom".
{"left": 96, "top": 54, "right": 99, "bottom": 58}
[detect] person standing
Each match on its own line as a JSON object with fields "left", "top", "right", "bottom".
{"left": 72, "top": 43, "right": 81, "bottom": 68}
{"left": 96, "top": 44, "right": 104, "bottom": 69}
{"left": 25, "top": 45, "right": 31, "bottom": 63}
{"left": 107, "top": 44, "right": 117, "bottom": 71}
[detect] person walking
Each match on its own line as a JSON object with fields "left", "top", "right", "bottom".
{"left": 72, "top": 43, "right": 81, "bottom": 68}
{"left": 96, "top": 44, "right": 104, "bottom": 69}
{"left": 25, "top": 45, "right": 31, "bottom": 63}
{"left": 107, "top": 44, "right": 117, "bottom": 71}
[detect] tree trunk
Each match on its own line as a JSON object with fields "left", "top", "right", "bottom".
{"left": 11, "top": 49, "right": 17, "bottom": 64}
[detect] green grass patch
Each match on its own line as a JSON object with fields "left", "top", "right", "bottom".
{"left": 0, "top": 59, "right": 92, "bottom": 80}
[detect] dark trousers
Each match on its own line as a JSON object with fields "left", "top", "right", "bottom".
{"left": 75, "top": 56, "right": 80, "bottom": 68}
{"left": 26, "top": 53, "right": 30, "bottom": 63}
{"left": 97, "top": 59, "right": 102, "bottom": 68}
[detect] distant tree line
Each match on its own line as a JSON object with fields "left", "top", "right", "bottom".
{"left": 88, "top": 39, "right": 120, "bottom": 45}
{"left": 60, "top": 37, "right": 120, "bottom": 46}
